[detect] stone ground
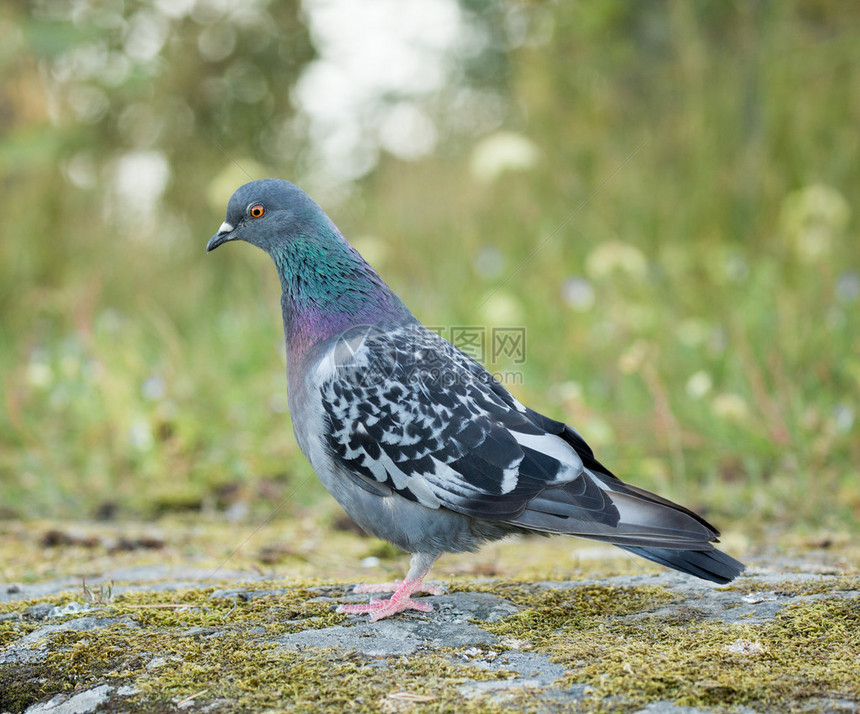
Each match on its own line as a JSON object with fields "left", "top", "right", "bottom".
{"left": 0, "top": 523, "right": 858, "bottom": 713}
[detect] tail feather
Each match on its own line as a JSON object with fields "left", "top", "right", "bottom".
{"left": 618, "top": 545, "right": 744, "bottom": 584}
{"left": 511, "top": 466, "right": 744, "bottom": 583}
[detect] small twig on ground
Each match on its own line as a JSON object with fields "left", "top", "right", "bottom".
{"left": 177, "top": 689, "right": 209, "bottom": 708}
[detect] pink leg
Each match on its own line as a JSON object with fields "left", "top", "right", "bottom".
{"left": 352, "top": 580, "right": 444, "bottom": 595}
{"left": 337, "top": 553, "right": 442, "bottom": 622}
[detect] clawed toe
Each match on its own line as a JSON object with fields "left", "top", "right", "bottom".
{"left": 337, "top": 575, "right": 443, "bottom": 621}
{"left": 336, "top": 596, "right": 434, "bottom": 621}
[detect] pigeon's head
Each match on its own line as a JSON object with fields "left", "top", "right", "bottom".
{"left": 207, "top": 178, "right": 330, "bottom": 255}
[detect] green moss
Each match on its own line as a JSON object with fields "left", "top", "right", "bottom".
{"left": 0, "top": 617, "right": 38, "bottom": 649}
{"left": 16, "top": 624, "right": 518, "bottom": 713}
{"left": 4, "top": 577, "right": 859, "bottom": 712}
{"left": 480, "top": 589, "right": 860, "bottom": 712}
{"left": 102, "top": 582, "right": 346, "bottom": 635}
{"left": 142, "top": 648, "right": 517, "bottom": 713}
{"left": 727, "top": 575, "right": 860, "bottom": 597}
{"left": 0, "top": 662, "right": 80, "bottom": 713}
{"left": 471, "top": 583, "right": 680, "bottom": 646}
{"left": 0, "top": 582, "right": 522, "bottom": 712}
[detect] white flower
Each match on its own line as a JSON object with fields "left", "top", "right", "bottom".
{"left": 779, "top": 183, "right": 850, "bottom": 261}
{"left": 561, "top": 277, "right": 595, "bottom": 312}
{"left": 557, "top": 380, "right": 583, "bottom": 403}
{"left": 470, "top": 131, "right": 539, "bottom": 183}
{"left": 128, "top": 417, "right": 154, "bottom": 451}
{"left": 711, "top": 393, "right": 749, "bottom": 422}
{"left": 26, "top": 361, "right": 54, "bottom": 389}
{"left": 479, "top": 290, "right": 524, "bottom": 325}
{"left": 142, "top": 375, "right": 166, "bottom": 401}
{"left": 585, "top": 240, "right": 647, "bottom": 281}
{"left": 473, "top": 246, "right": 505, "bottom": 279}
{"left": 676, "top": 319, "right": 710, "bottom": 347}
{"left": 685, "top": 371, "right": 713, "bottom": 399}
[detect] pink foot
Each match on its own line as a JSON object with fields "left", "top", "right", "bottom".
{"left": 337, "top": 578, "right": 443, "bottom": 622}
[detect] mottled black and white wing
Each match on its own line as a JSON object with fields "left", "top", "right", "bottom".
{"left": 316, "top": 325, "right": 588, "bottom": 518}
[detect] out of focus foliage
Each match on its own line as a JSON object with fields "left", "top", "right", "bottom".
{"left": 0, "top": 0, "right": 857, "bottom": 532}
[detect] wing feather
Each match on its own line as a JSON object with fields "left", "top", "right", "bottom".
{"left": 319, "top": 325, "right": 581, "bottom": 520}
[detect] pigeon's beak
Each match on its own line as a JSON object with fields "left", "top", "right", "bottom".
{"left": 206, "top": 222, "right": 235, "bottom": 252}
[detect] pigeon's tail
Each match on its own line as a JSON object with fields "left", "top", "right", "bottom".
{"left": 616, "top": 545, "right": 744, "bottom": 584}
{"left": 510, "top": 462, "right": 744, "bottom": 583}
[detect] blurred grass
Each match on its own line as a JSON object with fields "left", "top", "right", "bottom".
{"left": 0, "top": 1, "right": 858, "bottom": 536}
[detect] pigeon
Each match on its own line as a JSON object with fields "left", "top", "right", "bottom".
{"left": 207, "top": 178, "right": 744, "bottom": 622}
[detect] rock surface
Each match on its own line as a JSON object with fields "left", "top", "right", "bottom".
{"left": 1, "top": 559, "right": 858, "bottom": 713}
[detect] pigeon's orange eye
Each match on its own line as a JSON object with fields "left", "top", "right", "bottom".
{"left": 249, "top": 204, "right": 265, "bottom": 218}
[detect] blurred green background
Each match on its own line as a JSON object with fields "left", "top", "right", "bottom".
{"left": 0, "top": 0, "right": 857, "bottom": 536}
